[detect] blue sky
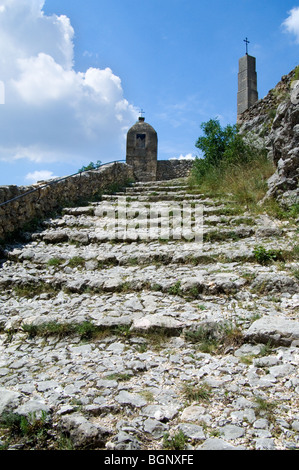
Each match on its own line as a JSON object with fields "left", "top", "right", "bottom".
{"left": 0, "top": 0, "right": 299, "bottom": 185}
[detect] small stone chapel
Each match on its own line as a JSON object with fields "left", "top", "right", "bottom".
{"left": 126, "top": 116, "right": 158, "bottom": 182}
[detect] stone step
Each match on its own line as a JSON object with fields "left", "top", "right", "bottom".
{"left": 1, "top": 175, "right": 299, "bottom": 451}
{"left": 131, "top": 178, "right": 187, "bottom": 187}
{"left": 0, "top": 270, "right": 253, "bottom": 304}
{"left": 100, "top": 193, "right": 223, "bottom": 202}
{"left": 29, "top": 219, "right": 288, "bottom": 246}
{"left": 59, "top": 201, "right": 238, "bottom": 221}
{"left": 125, "top": 185, "right": 190, "bottom": 193}
{"left": 2, "top": 287, "right": 298, "bottom": 337}
{"left": 3, "top": 255, "right": 298, "bottom": 298}
{"left": 62, "top": 199, "right": 225, "bottom": 213}
{"left": 5, "top": 234, "right": 296, "bottom": 271}
{"left": 41, "top": 214, "right": 257, "bottom": 232}
{"left": 1, "top": 263, "right": 298, "bottom": 343}
{"left": 4, "top": 242, "right": 253, "bottom": 266}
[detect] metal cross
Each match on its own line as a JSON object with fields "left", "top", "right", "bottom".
{"left": 139, "top": 109, "right": 145, "bottom": 118}
{"left": 244, "top": 37, "right": 250, "bottom": 55}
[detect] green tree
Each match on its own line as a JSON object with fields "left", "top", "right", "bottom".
{"left": 189, "top": 118, "right": 273, "bottom": 208}
{"left": 78, "top": 160, "right": 102, "bottom": 173}
{"left": 193, "top": 118, "right": 253, "bottom": 181}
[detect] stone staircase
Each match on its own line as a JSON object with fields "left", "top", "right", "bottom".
{"left": 0, "top": 178, "right": 298, "bottom": 450}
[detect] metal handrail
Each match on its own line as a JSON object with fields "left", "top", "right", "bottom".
{"left": 0, "top": 160, "right": 127, "bottom": 208}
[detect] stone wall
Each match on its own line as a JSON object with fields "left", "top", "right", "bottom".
{"left": 0, "top": 162, "right": 134, "bottom": 241}
{"left": 0, "top": 158, "right": 195, "bottom": 242}
{"left": 156, "top": 159, "right": 194, "bottom": 181}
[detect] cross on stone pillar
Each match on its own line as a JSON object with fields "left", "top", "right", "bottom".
{"left": 244, "top": 37, "right": 250, "bottom": 55}
{"left": 237, "top": 38, "right": 258, "bottom": 121}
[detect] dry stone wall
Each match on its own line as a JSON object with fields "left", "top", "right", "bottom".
{"left": 156, "top": 160, "right": 193, "bottom": 181}
{"left": 0, "top": 160, "right": 194, "bottom": 242}
{"left": 0, "top": 162, "right": 134, "bottom": 241}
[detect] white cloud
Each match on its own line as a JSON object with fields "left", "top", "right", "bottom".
{"left": 12, "top": 53, "right": 80, "bottom": 104}
{"left": 170, "top": 153, "right": 195, "bottom": 160}
{"left": 282, "top": 7, "right": 299, "bottom": 43}
{"left": 25, "top": 170, "right": 57, "bottom": 183}
{"left": 0, "top": 0, "right": 138, "bottom": 168}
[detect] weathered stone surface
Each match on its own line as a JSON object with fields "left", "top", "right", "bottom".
{"left": 115, "top": 391, "right": 147, "bottom": 408}
{"left": 197, "top": 438, "right": 244, "bottom": 450}
{"left": 0, "top": 388, "right": 21, "bottom": 416}
{"left": 106, "top": 431, "right": 142, "bottom": 450}
{"left": 142, "top": 404, "right": 180, "bottom": 422}
{"left": 143, "top": 418, "right": 168, "bottom": 438}
{"left": 43, "top": 231, "right": 69, "bottom": 243}
{"left": 178, "top": 423, "right": 206, "bottom": 440}
{"left": 251, "top": 273, "right": 299, "bottom": 295}
{"left": 244, "top": 316, "right": 299, "bottom": 346}
{"left": 0, "top": 177, "right": 298, "bottom": 451}
{"left": 59, "top": 414, "right": 111, "bottom": 448}
{"left": 254, "top": 437, "right": 276, "bottom": 450}
{"left": 15, "top": 400, "right": 51, "bottom": 419}
{"left": 132, "top": 315, "right": 184, "bottom": 332}
{"left": 220, "top": 424, "right": 245, "bottom": 440}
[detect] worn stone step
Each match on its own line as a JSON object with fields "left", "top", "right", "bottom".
{"left": 101, "top": 193, "right": 226, "bottom": 203}
{"left": 6, "top": 224, "right": 294, "bottom": 268}
{"left": 5, "top": 243, "right": 254, "bottom": 267}
{"left": 41, "top": 215, "right": 257, "bottom": 232}
{"left": 30, "top": 221, "right": 285, "bottom": 246}
{"left": 1, "top": 271, "right": 298, "bottom": 339}
{"left": 3, "top": 258, "right": 299, "bottom": 300}
{"left": 131, "top": 178, "right": 187, "bottom": 187}
{"left": 1, "top": 175, "right": 299, "bottom": 451}
{"left": 125, "top": 185, "right": 190, "bottom": 193}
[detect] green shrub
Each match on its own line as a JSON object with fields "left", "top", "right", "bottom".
{"left": 22, "top": 321, "right": 98, "bottom": 341}
{"left": 182, "top": 381, "right": 212, "bottom": 403}
{"left": 191, "top": 119, "right": 257, "bottom": 181}
{"left": 189, "top": 119, "right": 274, "bottom": 210}
{"left": 185, "top": 322, "right": 243, "bottom": 354}
{"left": 253, "top": 245, "right": 284, "bottom": 265}
{"left": 163, "top": 430, "right": 188, "bottom": 450}
{"left": 0, "top": 411, "right": 50, "bottom": 440}
{"left": 78, "top": 160, "right": 102, "bottom": 173}
{"left": 185, "top": 326, "right": 218, "bottom": 354}
{"left": 75, "top": 321, "right": 98, "bottom": 340}
{"left": 168, "top": 281, "right": 183, "bottom": 296}
{"left": 47, "top": 257, "right": 65, "bottom": 267}
{"left": 14, "top": 282, "right": 57, "bottom": 299}
{"left": 289, "top": 204, "right": 299, "bottom": 218}
{"left": 67, "top": 256, "right": 85, "bottom": 268}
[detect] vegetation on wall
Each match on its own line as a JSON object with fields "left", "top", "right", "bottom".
{"left": 189, "top": 118, "right": 274, "bottom": 209}
{"left": 78, "top": 160, "right": 102, "bottom": 173}
{"left": 292, "top": 65, "right": 299, "bottom": 82}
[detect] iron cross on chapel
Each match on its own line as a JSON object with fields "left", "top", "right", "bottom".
{"left": 244, "top": 37, "right": 250, "bottom": 55}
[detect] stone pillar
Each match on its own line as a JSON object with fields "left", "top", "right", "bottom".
{"left": 237, "top": 54, "right": 258, "bottom": 121}
{"left": 126, "top": 117, "right": 158, "bottom": 182}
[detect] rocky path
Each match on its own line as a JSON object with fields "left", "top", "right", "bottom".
{"left": 0, "top": 178, "right": 298, "bottom": 450}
